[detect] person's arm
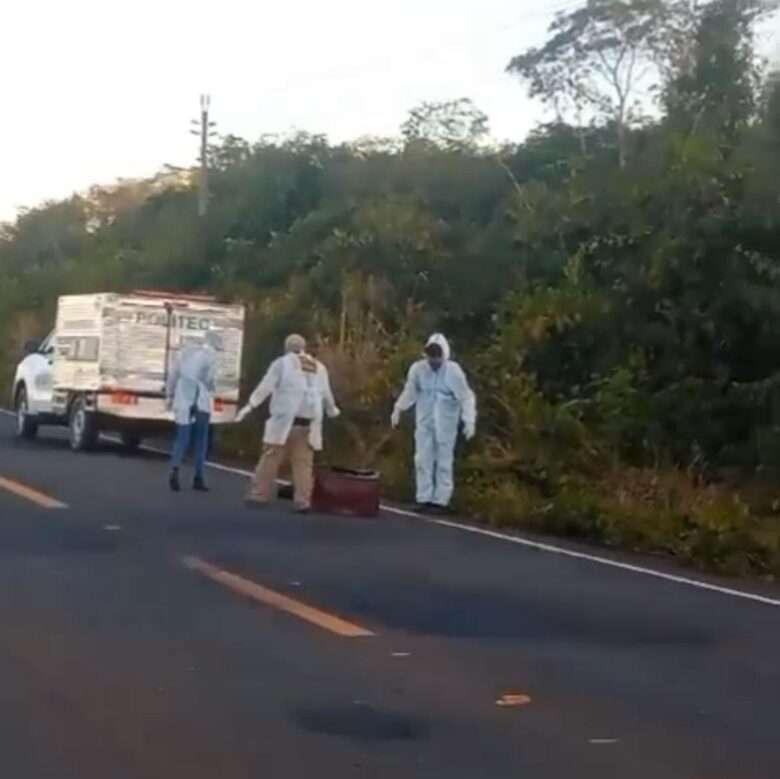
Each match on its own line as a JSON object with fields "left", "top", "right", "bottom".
{"left": 236, "top": 359, "right": 282, "bottom": 422}
{"left": 166, "top": 352, "right": 181, "bottom": 408}
{"left": 391, "top": 364, "right": 419, "bottom": 426}
{"left": 205, "top": 352, "right": 218, "bottom": 395}
{"left": 249, "top": 359, "right": 282, "bottom": 409}
{"left": 320, "top": 365, "right": 340, "bottom": 418}
{"left": 451, "top": 363, "right": 477, "bottom": 438}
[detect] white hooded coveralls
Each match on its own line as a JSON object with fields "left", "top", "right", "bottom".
{"left": 393, "top": 334, "right": 476, "bottom": 506}
{"left": 166, "top": 334, "right": 220, "bottom": 426}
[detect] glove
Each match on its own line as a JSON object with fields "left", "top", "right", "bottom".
{"left": 235, "top": 405, "right": 251, "bottom": 423}
{"left": 330, "top": 406, "right": 341, "bottom": 419}
{"left": 463, "top": 420, "right": 476, "bottom": 441}
{"left": 391, "top": 409, "right": 401, "bottom": 429}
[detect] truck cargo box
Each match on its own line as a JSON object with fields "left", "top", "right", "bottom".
{"left": 52, "top": 292, "right": 245, "bottom": 425}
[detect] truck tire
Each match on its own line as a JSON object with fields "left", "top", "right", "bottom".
{"left": 14, "top": 386, "right": 38, "bottom": 440}
{"left": 69, "top": 396, "right": 98, "bottom": 452}
{"left": 120, "top": 432, "right": 142, "bottom": 452}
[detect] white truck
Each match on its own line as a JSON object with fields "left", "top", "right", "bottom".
{"left": 11, "top": 291, "right": 245, "bottom": 451}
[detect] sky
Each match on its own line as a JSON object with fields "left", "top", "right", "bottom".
{"left": 0, "top": 0, "right": 776, "bottom": 223}
{"left": 0, "top": 0, "right": 573, "bottom": 221}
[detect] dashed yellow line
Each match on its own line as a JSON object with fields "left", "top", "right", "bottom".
{"left": 0, "top": 476, "right": 68, "bottom": 509}
{"left": 181, "top": 556, "right": 375, "bottom": 638}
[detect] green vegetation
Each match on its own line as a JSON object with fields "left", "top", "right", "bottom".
{"left": 2, "top": 0, "right": 780, "bottom": 577}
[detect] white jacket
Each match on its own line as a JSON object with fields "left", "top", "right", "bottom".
{"left": 166, "top": 344, "right": 218, "bottom": 425}
{"left": 247, "top": 353, "right": 339, "bottom": 450}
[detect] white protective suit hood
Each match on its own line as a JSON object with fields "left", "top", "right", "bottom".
{"left": 426, "top": 333, "right": 451, "bottom": 361}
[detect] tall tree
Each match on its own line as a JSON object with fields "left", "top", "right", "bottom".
{"left": 507, "top": 0, "right": 693, "bottom": 167}
{"left": 664, "top": 0, "right": 769, "bottom": 145}
{"left": 766, "top": 67, "right": 780, "bottom": 133}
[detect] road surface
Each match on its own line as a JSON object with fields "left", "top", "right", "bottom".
{"left": 0, "top": 411, "right": 778, "bottom": 778}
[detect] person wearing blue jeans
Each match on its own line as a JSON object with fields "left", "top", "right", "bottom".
{"left": 166, "top": 331, "right": 222, "bottom": 492}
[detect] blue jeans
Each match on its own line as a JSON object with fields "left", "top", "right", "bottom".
{"left": 170, "top": 410, "right": 210, "bottom": 478}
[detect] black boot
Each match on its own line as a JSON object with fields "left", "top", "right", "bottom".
{"left": 169, "top": 469, "right": 181, "bottom": 492}
{"left": 427, "top": 503, "right": 450, "bottom": 516}
{"left": 193, "top": 475, "right": 209, "bottom": 492}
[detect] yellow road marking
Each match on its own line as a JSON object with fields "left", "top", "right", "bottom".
{"left": 0, "top": 476, "right": 67, "bottom": 509}
{"left": 180, "top": 556, "right": 375, "bottom": 638}
{"left": 496, "top": 693, "right": 532, "bottom": 707}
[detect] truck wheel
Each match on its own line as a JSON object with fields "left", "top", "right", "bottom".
{"left": 69, "top": 397, "right": 98, "bottom": 452}
{"left": 120, "top": 432, "right": 142, "bottom": 452}
{"left": 14, "top": 386, "right": 38, "bottom": 440}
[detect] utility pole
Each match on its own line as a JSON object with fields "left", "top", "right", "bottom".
{"left": 191, "top": 94, "right": 216, "bottom": 217}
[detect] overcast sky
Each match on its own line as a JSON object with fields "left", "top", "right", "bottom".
{"left": 1, "top": 0, "right": 776, "bottom": 223}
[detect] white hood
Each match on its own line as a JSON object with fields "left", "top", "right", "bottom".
{"left": 426, "top": 333, "right": 451, "bottom": 361}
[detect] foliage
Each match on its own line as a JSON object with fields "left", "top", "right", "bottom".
{"left": 401, "top": 98, "right": 490, "bottom": 151}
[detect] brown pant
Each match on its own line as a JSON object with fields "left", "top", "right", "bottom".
{"left": 249, "top": 426, "right": 314, "bottom": 508}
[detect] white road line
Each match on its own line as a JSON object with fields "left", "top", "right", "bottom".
{"left": 417, "top": 516, "right": 780, "bottom": 608}
{"left": 3, "top": 409, "right": 779, "bottom": 607}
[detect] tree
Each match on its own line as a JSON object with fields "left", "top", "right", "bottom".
{"left": 767, "top": 67, "right": 780, "bottom": 134}
{"left": 664, "top": 0, "right": 770, "bottom": 145}
{"left": 507, "top": 0, "right": 693, "bottom": 167}
{"left": 401, "top": 98, "right": 489, "bottom": 150}
{"left": 1, "top": 197, "right": 90, "bottom": 274}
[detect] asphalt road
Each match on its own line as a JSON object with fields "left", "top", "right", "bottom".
{"left": 0, "top": 412, "right": 778, "bottom": 778}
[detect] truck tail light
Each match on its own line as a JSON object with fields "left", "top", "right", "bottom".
{"left": 111, "top": 392, "right": 138, "bottom": 406}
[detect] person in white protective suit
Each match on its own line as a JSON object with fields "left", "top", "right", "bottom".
{"left": 391, "top": 334, "right": 476, "bottom": 513}
{"left": 166, "top": 330, "right": 223, "bottom": 493}
{"left": 235, "top": 334, "right": 340, "bottom": 513}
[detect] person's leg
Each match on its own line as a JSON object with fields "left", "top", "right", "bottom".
{"left": 169, "top": 423, "right": 192, "bottom": 491}
{"left": 248, "top": 443, "right": 285, "bottom": 503}
{"left": 192, "top": 411, "right": 211, "bottom": 489}
{"left": 432, "top": 437, "right": 456, "bottom": 508}
{"left": 289, "top": 427, "right": 314, "bottom": 511}
{"left": 171, "top": 424, "right": 192, "bottom": 469}
{"left": 414, "top": 425, "right": 435, "bottom": 506}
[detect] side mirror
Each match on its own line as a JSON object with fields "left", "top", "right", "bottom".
{"left": 23, "top": 339, "right": 40, "bottom": 356}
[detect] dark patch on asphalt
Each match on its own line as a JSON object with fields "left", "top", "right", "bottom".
{"left": 9, "top": 436, "right": 148, "bottom": 458}
{"left": 343, "top": 590, "right": 714, "bottom": 647}
{"left": 292, "top": 704, "right": 429, "bottom": 742}
{"left": 0, "top": 525, "right": 120, "bottom": 556}
{"left": 166, "top": 518, "right": 277, "bottom": 538}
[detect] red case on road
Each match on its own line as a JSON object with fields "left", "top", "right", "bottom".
{"left": 311, "top": 467, "right": 381, "bottom": 517}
